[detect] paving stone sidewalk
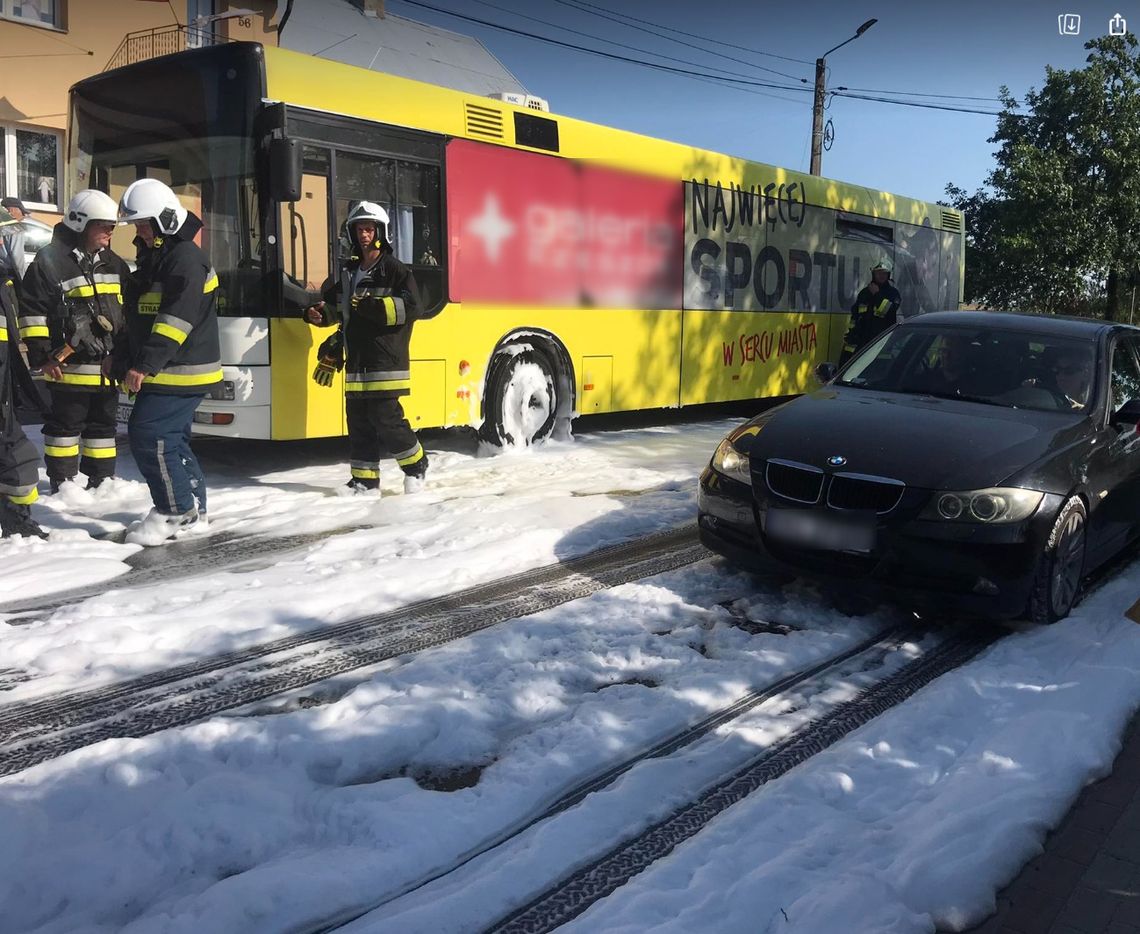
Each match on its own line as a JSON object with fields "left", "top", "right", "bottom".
{"left": 962, "top": 709, "right": 1140, "bottom": 934}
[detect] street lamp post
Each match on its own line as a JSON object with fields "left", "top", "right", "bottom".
{"left": 810, "top": 18, "right": 877, "bottom": 177}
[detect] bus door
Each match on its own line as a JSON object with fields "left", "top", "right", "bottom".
{"left": 273, "top": 144, "right": 345, "bottom": 438}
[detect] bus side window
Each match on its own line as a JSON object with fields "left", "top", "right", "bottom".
{"left": 397, "top": 160, "right": 444, "bottom": 316}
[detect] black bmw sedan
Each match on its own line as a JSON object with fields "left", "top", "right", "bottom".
{"left": 698, "top": 311, "right": 1140, "bottom": 622}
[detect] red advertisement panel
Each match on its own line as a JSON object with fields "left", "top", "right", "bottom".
{"left": 446, "top": 139, "right": 682, "bottom": 308}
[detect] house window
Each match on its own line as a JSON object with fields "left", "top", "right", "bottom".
{"left": 0, "top": 0, "right": 64, "bottom": 29}
{"left": 0, "top": 125, "right": 62, "bottom": 210}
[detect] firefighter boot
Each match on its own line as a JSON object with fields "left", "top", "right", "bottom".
{"left": 0, "top": 500, "right": 47, "bottom": 539}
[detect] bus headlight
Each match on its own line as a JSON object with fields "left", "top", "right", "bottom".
{"left": 922, "top": 487, "right": 1044, "bottom": 523}
{"left": 712, "top": 438, "right": 752, "bottom": 486}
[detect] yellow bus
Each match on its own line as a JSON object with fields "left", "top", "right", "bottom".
{"left": 69, "top": 42, "right": 964, "bottom": 443}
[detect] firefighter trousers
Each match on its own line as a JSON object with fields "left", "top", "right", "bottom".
{"left": 346, "top": 395, "right": 427, "bottom": 487}
{"left": 1, "top": 416, "right": 40, "bottom": 506}
{"left": 128, "top": 392, "right": 207, "bottom": 515}
{"left": 43, "top": 387, "right": 118, "bottom": 482}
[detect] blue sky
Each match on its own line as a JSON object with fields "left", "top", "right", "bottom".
{"left": 385, "top": 0, "right": 1133, "bottom": 204}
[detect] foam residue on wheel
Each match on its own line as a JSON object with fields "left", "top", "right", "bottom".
{"left": 500, "top": 360, "right": 553, "bottom": 447}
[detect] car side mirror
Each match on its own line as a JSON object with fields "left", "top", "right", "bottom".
{"left": 1112, "top": 397, "right": 1140, "bottom": 432}
{"left": 815, "top": 361, "right": 838, "bottom": 384}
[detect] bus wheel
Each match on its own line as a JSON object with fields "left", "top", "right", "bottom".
{"left": 480, "top": 346, "right": 558, "bottom": 447}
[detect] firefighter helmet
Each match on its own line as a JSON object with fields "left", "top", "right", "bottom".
{"left": 64, "top": 189, "right": 121, "bottom": 233}
{"left": 345, "top": 200, "right": 390, "bottom": 248}
{"left": 870, "top": 258, "right": 893, "bottom": 277}
{"left": 118, "top": 178, "right": 187, "bottom": 235}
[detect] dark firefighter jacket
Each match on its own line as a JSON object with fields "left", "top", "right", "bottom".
{"left": 317, "top": 246, "right": 421, "bottom": 398}
{"left": 1, "top": 279, "right": 44, "bottom": 503}
{"left": 845, "top": 281, "right": 902, "bottom": 354}
{"left": 118, "top": 213, "right": 222, "bottom": 395}
{"left": 18, "top": 223, "right": 130, "bottom": 392}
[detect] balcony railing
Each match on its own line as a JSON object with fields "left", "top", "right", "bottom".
{"left": 105, "top": 24, "right": 229, "bottom": 72}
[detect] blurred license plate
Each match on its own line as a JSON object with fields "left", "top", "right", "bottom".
{"left": 765, "top": 509, "right": 875, "bottom": 553}
{"left": 117, "top": 403, "right": 132, "bottom": 424}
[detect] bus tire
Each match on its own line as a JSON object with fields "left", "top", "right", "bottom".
{"left": 480, "top": 346, "right": 558, "bottom": 447}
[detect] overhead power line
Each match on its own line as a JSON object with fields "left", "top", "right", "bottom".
{"left": 391, "top": 0, "right": 1007, "bottom": 117}
{"left": 548, "top": 0, "right": 808, "bottom": 82}
{"left": 467, "top": 0, "right": 809, "bottom": 87}
{"left": 554, "top": 0, "right": 814, "bottom": 66}
{"left": 841, "top": 85, "right": 1004, "bottom": 102}
{"left": 832, "top": 91, "right": 1002, "bottom": 115}
{"left": 392, "top": 0, "right": 813, "bottom": 93}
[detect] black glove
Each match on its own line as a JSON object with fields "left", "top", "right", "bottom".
{"left": 350, "top": 290, "right": 384, "bottom": 319}
{"left": 65, "top": 312, "right": 103, "bottom": 356}
{"left": 312, "top": 331, "right": 345, "bottom": 388}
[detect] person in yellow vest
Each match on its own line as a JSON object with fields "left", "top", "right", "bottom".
{"left": 839, "top": 258, "right": 902, "bottom": 366}
{"left": 115, "top": 179, "right": 221, "bottom": 545}
{"left": 305, "top": 201, "right": 428, "bottom": 494}
{"left": 0, "top": 269, "right": 45, "bottom": 537}
{"left": 18, "top": 190, "right": 129, "bottom": 493}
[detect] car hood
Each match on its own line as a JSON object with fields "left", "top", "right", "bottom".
{"left": 745, "top": 387, "right": 1089, "bottom": 491}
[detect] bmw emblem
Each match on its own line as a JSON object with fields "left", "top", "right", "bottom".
{"left": 827, "top": 455, "right": 847, "bottom": 467}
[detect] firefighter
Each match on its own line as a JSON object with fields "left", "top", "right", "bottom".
{"left": 304, "top": 201, "right": 428, "bottom": 494}
{"left": 0, "top": 271, "right": 46, "bottom": 538}
{"left": 19, "top": 189, "right": 129, "bottom": 493}
{"left": 839, "top": 258, "right": 902, "bottom": 366}
{"left": 115, "top": 178, "right": 221, "bottom": 545}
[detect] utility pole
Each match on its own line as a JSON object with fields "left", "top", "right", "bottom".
{"left": 810, "top": 18, "right": 878, "bottom": 177}
{"left": 810, "top": 57, "right": 827, "bottom": 177}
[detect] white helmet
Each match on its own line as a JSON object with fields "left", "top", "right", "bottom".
{"left": 64, "top": 189, "right": 121, "bottom": 233}
{"left": 118, "top": 178, "right": 187, "bottom": 235}
{"left": 871, "top": 257, "right": 894, "bottom": 276}
{"left": 345, "top": 200, "right": 390, "bottom": 245}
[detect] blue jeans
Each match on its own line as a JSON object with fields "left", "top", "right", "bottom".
{"left": 128, "top": 392, "right": 207, "bottom": 515}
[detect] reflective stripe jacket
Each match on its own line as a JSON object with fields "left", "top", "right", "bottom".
{"left": 119, "top": 213, "right": 222, "bottom": 396}
{"left": 1, "top": 279, "right": 44, "bottom": 502}
{"left": 845, "top": 281, "right": 902, "bottom": 353}
{"left": 18, "top": 223, "right": 129, "bottom": 391}
{"left": 318, "top": 247, "right": 421, "bottom": 398}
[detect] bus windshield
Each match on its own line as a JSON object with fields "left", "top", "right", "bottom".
{"left": 69, "top": 47, "right": 263, "bottom": 317}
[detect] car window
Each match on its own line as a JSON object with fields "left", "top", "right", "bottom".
{"left": 24, "top": 223, "right": 51, "bottom": 250}
{"left": 837, "top": 325, "right": 1097, "bottom": 412}
{"left": 1109, "top": 338, "right": 1140, "bottom": 416}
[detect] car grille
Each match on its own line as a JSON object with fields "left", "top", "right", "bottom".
{"left": 764, "top": 460, "right": 823, "bottom": 504}
{"left": 827, "top": 474, "right": 905, "bottom": 514}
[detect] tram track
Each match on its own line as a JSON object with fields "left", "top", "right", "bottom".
{"left": 299, "top": 620, "right": 924, "bottom": 934}
{"left": 0, "top": 525, "right": 707, "bottom": 778}
{"left": 476, "top": 627, "right": 998, "bottom": 934}
{"left": 0, "top": 487, "right": 687, "bottom": 621}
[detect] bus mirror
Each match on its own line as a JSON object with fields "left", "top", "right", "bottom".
{"left": 269, "top": 138, "right": 303, "bottom": 202}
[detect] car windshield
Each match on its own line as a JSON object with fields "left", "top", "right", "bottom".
{"left": 836, "top": 324, "right": 1098, "bottom": 413}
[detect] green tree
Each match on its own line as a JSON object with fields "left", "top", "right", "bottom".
{"left": 948, "top": 34, "right": 1140, "bottom": 320}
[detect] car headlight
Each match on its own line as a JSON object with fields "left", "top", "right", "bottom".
{"left": 921, "top": 487, "right": 1044, "bottom": 524}
{"left": 712, "top": 437, "right": 752, "bottom": 485}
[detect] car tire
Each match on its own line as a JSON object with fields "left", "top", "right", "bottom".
{"left": 1028, "top": 496, "right": 1087, "bottom": 624}
{"left": 479, "top": 346, "right": 558, "bottom": 447}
